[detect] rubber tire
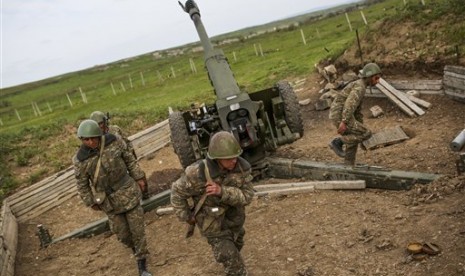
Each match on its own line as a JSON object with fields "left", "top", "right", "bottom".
{"left": 277, "top": 81, "right": 304, "bottom": 137}
{"left": 168, "top": 111, "right": 197, "bottom": 168}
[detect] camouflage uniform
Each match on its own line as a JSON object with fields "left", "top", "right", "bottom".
{"left": 72, "top": 133, "right": 148, "bottom": 260}
{"left": 108, "top": 124, "right": 137, "bottom": 159}
{"left": 171, "top": 157, "right": 254, "bottom": 276}
{"left": 329, "top": 79, "right": 372, "bottom": 165}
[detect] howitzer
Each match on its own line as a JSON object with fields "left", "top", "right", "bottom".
{"left": 170, "top": 0, "right": 304, "bottom": 174}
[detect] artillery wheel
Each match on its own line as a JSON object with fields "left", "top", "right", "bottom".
{"left": 169, "top": 111, "right": 197, "bottom": 168}
{"left": 277, "top": 81, "right": 304, "bottom": 137}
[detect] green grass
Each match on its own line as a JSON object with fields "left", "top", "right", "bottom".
{"left": 0, "top": 0, "right": 462, "bottom": 198}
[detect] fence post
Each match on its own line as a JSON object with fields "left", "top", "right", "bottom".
{"left": 15, "top": 109, "right": 22, "bottom": 121}
{"left": 360, "top": 11, "right": 368, "bottom": 25}
{"left": 345, "top": 12, "right": 353, "bottom": 32}
{"left": 79, "top": 87, "right": 87, "bottom": 104}
{"left": 316, "top": 28, "right": 321, "bottom": 39}
{"left": 47, "top": 102, "right": 53, "bottom": 112}
{"left": 129, "top": 75, "right": 134, "bottom": 89}
{"left": 157, "top": 70, "right": 164, "bottom": 82}
{"left": 258, "top": 44, "right": 264, "bottom": 57}
{"left": 120, "top": 82, "right": 126, "bottom": 92}
{"left": 66, "top": 94, "right": 73, "bottom": 107}
{"left": 253, "top": 44, "right": 258, "bottom": 56}
{"left": 300, "top": 29, "right": 307, "bottom": 45}
{"left": 140, "top": 72, "right": 146, "bottom": 86}
{"left": 34, "top": 102, "right": 42, "bottom": 116}
{"left": 170, "top": 66, "right": 176, "bottom": 78}
{"left": 111, "top": 82, "right": 117, "bottom": 95}
{"left": 0, "top": 118, "right": 3, "bottom": 126}
{"left": 233, "top": 51, "right": 237, "bottom": 62}
{"left": 31, "top": 102, "right": 38, "bottom": 117}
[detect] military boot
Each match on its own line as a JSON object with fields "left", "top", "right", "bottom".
{"left": 329, "top": 138, "right": 345, "bottom": 158}
{"left": 137, "top": 258, "right": 152, "bottom": 276}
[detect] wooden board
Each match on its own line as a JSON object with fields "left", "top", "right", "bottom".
{"left": 379, "top": 78, "right": 425, "bottom": 116}
{"left": 375, "top": 84, "right": 416, "bottom": 117}
{"left": 362, "top": 126, "right": 410, "bottom": 150}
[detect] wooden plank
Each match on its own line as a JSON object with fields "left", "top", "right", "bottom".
{"left": 133, "top": 128, "right": 170, "bottom": 149}
{"left": 6, "top": 168, "right": 74, "bottom": 204}
{"left": 254, "top": 180, "right": 366, "bottom": 191}
{"left": 445, "top": 65, "right": 465, "bottom": 75}
{"left": 255, "top": 186, "right": 315, "bottom": 196}
{"left": 379, "top": 78, "right": 425, "bottom": 116}
{"left": 14, "top": 184, "right": 76, "bottom": 218}
{"left": 407, "top": 95, "right": 432, "bottom": 109}
{"left": 51, "top": 189, "right": 171, "bottom": 243}
{"left": 18, "top": 191, "right": 78, "bottom": 223}
{"left": 128, "top": 119, "right": 169, "bottom": 141}
{"left": 267, "top": 157, "right": 440, "bottom": 190}
{"left": 445, "top": 88, "right": 465, "bottom": 102}
{"left": 362, "top": 126, "right": 410, "bottom": 150}
{"left": 388, "top": 79, "right": 443, "bottom": 91}
{"left": 376, "top": 84, "right": 416, "bottom": 117}
{"left": 443, "top": 75, "right": 465, "bottom": 90}
{"left": 444, "top": 71, "right": 465, "bottom": 80}
{"left": 9, "top": 178, "right": 75, "bottom": 215}
{"left": 0, "top": 204, "right": 17, "bottom": 276}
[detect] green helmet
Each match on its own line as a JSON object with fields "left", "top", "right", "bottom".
{"left": 360, "top": 63, "right": 382, "bottom": 78}
{"left": 207, "top": 131, "right": 243, "bottom": 159}
{"left": 90, "top": 111, "right": 107, "bottom": 125}
{"left": 77, "top": 119, "right": 103, "bottom": 138}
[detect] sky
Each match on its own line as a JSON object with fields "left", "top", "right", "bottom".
{"left": 1, "top": 0, "right": 359, "bottom": 89}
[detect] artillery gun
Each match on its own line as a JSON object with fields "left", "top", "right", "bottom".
{"left": 169, "top": 0, "right": 304, "bottom": 174}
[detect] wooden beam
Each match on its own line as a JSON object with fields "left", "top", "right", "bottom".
{"left": 255, "top": 186, "right": 315, "bottom": 196}
{"left": 254, "top": 180, "right": 365, "bottom": 191}
{"left": 376, "top": 84, "right": 416, "bottom": 117}
{"left": 379, "top": 78, "right": 425, "bottom": 116}
{"left": 50, "top": 189, "right": 171, "bottom": 243}
{"left": 407, "top": 95, "right": 432, "bottom": 109}
{"left": 267, "top": 157, "right": 441, "bottom": 190}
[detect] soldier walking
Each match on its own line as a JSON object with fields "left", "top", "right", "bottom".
{"left": 90, "top": 111, "right": 149, "bottom": 199}
{"left": 72, "top": 119, "right": 152, "bottom": 276}
{"left": 171, "top": 131, "right": 254, "bottom": 276}
{"left": 90, "top": 111, "right": 136, "bottom": 158}
{"left": 328, "top": 62, "right": 382, "bottom": 166}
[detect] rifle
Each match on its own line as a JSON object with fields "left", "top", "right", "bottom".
{"left": 186, "top": 160, "right": 211, "bottom": 238}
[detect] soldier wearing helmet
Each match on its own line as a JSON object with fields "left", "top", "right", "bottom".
{"left": 171, "top": 131, "right": 254, "bottom": 276}
{"left": 328, "top": 62, "right": 381, "bottom": 166}
{"left": 90, "top": 111, "right": 137, "bottom": 159}
{"left": 72, "top": 119, "right": 152, "bottom": 276}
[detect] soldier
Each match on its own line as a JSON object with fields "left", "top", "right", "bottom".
{"left": 72, "top": 119, "right": 152, "bottom": 276}
{"left": 90, "top": 111, "right": 149, "bottom": 199}
{"left": 328, "top": 62, "right": 382, "bottom": 166}
{"left": 90, "top": 111, "right": 136, "bottom": 158}
{"left": 171, "top": 131, "right": 254, "bottom": 276}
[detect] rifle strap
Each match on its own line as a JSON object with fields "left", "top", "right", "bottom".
{"left": 192, "top": 159, "right": 211, "bottom": 218}
{"left": 91, "top": 135, "right": 106, "bottom": 189}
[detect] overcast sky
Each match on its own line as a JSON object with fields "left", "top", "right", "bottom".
{"left": 1, "top": 0, "right": 359, "bottom": 89}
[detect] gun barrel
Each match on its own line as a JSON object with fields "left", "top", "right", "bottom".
{"left": 181, "top": 0, "right": 242, "bottom": 100}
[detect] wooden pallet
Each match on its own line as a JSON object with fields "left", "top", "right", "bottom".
{"left": 362, "top": 126, "right": 410, "bottom": 150}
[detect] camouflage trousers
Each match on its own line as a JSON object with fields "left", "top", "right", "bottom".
{"left": 207, "top": 228, "right": 247, "bottom": 276}
{"left": 107, "top": 204, "right": 148, "bottom": 260}
{"left": 332, "top": 119, "right": 372, "bottom": 165}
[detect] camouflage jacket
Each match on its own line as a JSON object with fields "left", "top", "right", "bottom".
{"left": 108, "top": 124, "right": 136, "bottom": 158}
{"left": 171, "top": 157, "right": 254, "bottom": 236}
{"left": 329, "top": 79, "right": 367, "bottom": 124}
{"left": 72, "top": 133, "right": 145, "bottom": 214}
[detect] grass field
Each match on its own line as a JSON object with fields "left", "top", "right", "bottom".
{"left": 1, "top": 0, "right": 461, "bottom": 198}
